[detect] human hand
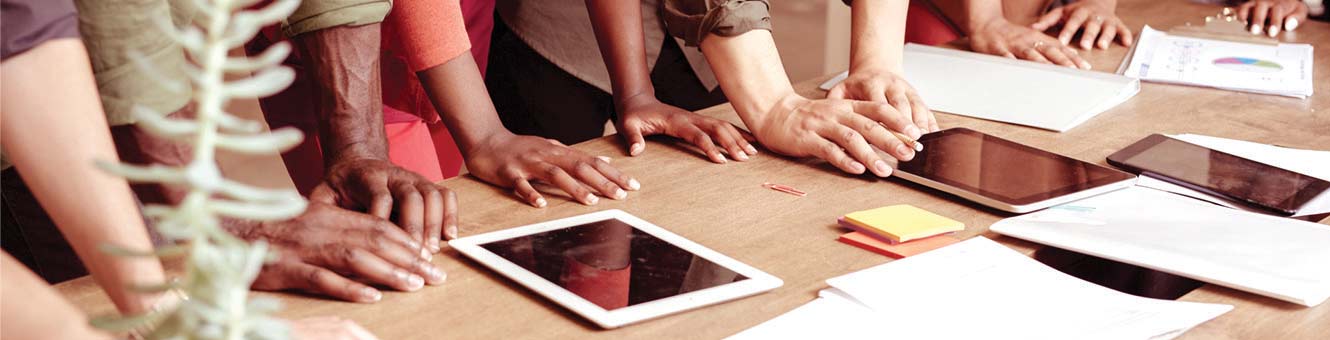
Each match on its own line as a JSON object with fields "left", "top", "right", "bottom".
{"left": 243, "top": 202, "right": 446, "bottom": 303}
{"left": 615, "top": 94, "right": 757, "bottom": 163}
{"left": 464, "top": 132, "right": 639, "bottom": 208}
{"left": 826, "top": 68, "right": 939, "bottom": 132}
{"left": 971, "top": 18, "right": 1092, "bottom": 69}
{"left": 289, "top": 316, "right": 380, "bottom": 340}
{"left": 1237, "top": 0, "right": 1309, "bottom": 37}
{"left": 319, "top": 157, "right": 457, "bottom": 253}
{"left": 748, "top": 94, "right": 921, "bottom": 177}
{"left": 1030, "top": 0, "right": 1134, "bottom": 50}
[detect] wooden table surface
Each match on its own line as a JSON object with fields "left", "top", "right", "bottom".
{"left": 56, "top": 0, "right": 1329, "bottom": 338}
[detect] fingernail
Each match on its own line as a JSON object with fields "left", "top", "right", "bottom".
{"left": 446, "top": 225, "right": 458, "bottom": 240}
{"left": 716, "top": 153, "right": 728, "bottom": 164}
{"left": 585, "top": 194, "right": 599, "bottom": 205}
{"left": 613, "top": 188, "right": 627, "bottom": 200}
{"left": 407, "top": 274, "right": 424, "bottom": 290}
{"left": 630, "top": 143, "right": 644, "bottom": 156}
{"left": 1081, "top": 41, "right": 1092, "bottom": 50}
{"left": 905, "top": 125, "right": 922, "bottom": 139}
{"left": 1080, "top": 61, "right": 1092, "bottom": 70}
{"left": 873, "top": 160, "right": 891, "bottom": 176}
{"left": 363, "top": 288, "right": 382, "bottom": 302}
{"left": 1251, "top": 24, "right": 1262, "bottom": 35}
{"left": 1285, "top": 18, "right": 1299, "bottom": 31}
{"left": 596, "top": 155, "right": 612, "bottom": 163}
{"left": 420, "top": 247, "right": 432, "bottom": 261}
{"left": 1268, "top": 25, "right": 1280, "bottom": 37}
{"left": 426, "top": 265, "right": 445, "bottom": 284}
{"left": 734, "top": 151, "right": 749, "bottom": 161}
{"left": 534, "top": 197, "right": 547, "bottom": 208}
{"left": 628, "top": 178, "right": 641, "bottom": 191}
{"left": 744, "top": 144, "right": 758, "bottom": 154}
{"left": 896, "top": 144, "right": 913, "bottom": 158}
{"left": 849, "top": 161, "right": 866, "bottom": 174}
{"left": 1098, "top": 40, "right": 1108, "bottom": 49}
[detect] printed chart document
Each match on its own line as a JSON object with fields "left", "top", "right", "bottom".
{"left": 1121, "top": 26, "right": 1313, "bottom": 98}
{"left": 820, "top": 44, "right": 1139, "bottom": 132}
{"left": 729, "top": 237, "right": 1231, "bottom": 340}
{"left": 992, "top": 187, "right": 1330, "bottom": 307}
{"left": 1134, "top": 134, "right": 1330, "bottom": 217}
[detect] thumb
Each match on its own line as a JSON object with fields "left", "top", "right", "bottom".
{"left": 309, "top": 183, "right": 338, "bottom": 205}
{"left": 1031, "top": 8, "right": 1064, "bottom": 31}
{"left": 620, "top": 119, "right": 647, "bottom": 156}
{"left": 826, "top": 83, "right": 848, "bottom": 99}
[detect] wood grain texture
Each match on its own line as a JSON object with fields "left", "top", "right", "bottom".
{"left": 55, "top": 0, "right": 1329, "bottom": 338}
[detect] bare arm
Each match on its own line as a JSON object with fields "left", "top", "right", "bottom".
{"left": 1, "top": 253, "right": 113, "bottom": 339}
{"left": 829, "top": 0, "right": 937, "bottom": 131}
{"left": 0, "top": 39, "right": 166, "bottom": 315}
{"left": 700, "top": 30, "right": 919, "bottom": 177}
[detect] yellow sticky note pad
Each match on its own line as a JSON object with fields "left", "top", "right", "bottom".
{"left": 843, "top": 205, "right": 964, "bottom": 243}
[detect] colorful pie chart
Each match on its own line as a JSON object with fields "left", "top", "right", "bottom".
{"left": 1212, "top": 57, "right": 1283, "bottom": 73}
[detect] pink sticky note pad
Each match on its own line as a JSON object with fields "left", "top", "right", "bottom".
{"left": 838, "top": 231, "right": 960, "bottom": 259}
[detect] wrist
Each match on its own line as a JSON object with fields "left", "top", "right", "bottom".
{"left": 613, "top": 91, "right": 660, "bottom": 112}
{"left": 968, "top": 12, "right": 1009, "bottom": 34}
{"left": 459, "top": 129, "right": 518, "bottom": 161}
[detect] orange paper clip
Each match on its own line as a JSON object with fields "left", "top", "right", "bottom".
{"left": 762, "top": 182, "right": 807, "bottom": 197}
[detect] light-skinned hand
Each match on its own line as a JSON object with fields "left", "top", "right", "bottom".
{"left": 971, "top": 18, "right": 1092, "bottom": 69}
{"left": 1030, "top": 0, "right": 1134, "bottom": 50}
{"left": 826, "top": 67, "right": 939, "bottom": 132}
{"left": 750, "top": 94, "right": 921, "bottom": 178}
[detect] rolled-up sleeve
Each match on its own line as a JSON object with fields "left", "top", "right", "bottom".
{"left": 660, "top": 0, "right": 771, "bottom": 47}
{"left": 283, "top": 0, "right": 393, "bottom": 37}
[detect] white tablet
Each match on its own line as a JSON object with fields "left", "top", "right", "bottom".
{"left": 448, "top": 210, "right": 783, "bottom": 329}
{"left": 894, "top": 128, "right": 1137, "bottom": 213}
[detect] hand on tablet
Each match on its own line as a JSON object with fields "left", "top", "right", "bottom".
{"left": 615, "top": 94, "right": 758, "bottom": 163}
{"left": 971, "top": 18, "right": 1091, "bottom": 69}
{"left": 246, "top": 202, "right": 446, "bottom": 303}
{"left": 1237, "top": 0, "right": 1309, "bottom": 38}
{"left": 317, "top": 158, "right": 458, "bottom": 253}
{"left": 750, "top": 94, "right": 921, "bottom": 177}
{"left": 826, "top": 68, "right": 939, "bottom": 132}
{"left": 464, "top": 132, "right": 640, "bottom": 208}
{"left": 1030, "top": 0, "right": 1134, "bottom": 50}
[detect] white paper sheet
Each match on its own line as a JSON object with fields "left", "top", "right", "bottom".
{"left": 730, "top": 238, "right": 1232, "bottom": 340}
{"left": 991, "top": 187, "right": 1330, "bottom": 307}
{"left": 1133, "top": 134, "right": 1330, "bottom": 217}
{"left": 1122, "top": 26, "right": 1313, "bottom": 98}
{"left": 820, "top": 44, "right": 1140, "bottom": 132}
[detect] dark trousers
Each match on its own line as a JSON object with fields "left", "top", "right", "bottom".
{"left": 485, "top": 15, "right": 727, "bottom": 145}
{"left": 1, "top": 168, "right": 87, "bottom": 283}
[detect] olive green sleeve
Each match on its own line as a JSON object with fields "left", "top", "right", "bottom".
{"left": 282, "top": 0, "right": 393, "bottom": 37}
{"left": 660, "top": 0, "right": 772, "bottom": 47}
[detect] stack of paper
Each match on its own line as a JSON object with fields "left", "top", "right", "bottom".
{"left": 730, "top": 237, "right": 1233, "bottom": 340}
{"left": 991, "top": 186, "right": 1330, "bottom": 306}
{"left": 836, "top": 205, "right": 962, "bottom": 258}
{"left": 1135, "top": 134, "right": 1330, "bottom": 217}
{"left": 1120, "top": 26, "right": 1313, "bottom": 98}
{"left": 820, "top": 44, "right": 1140, "bottom": 132}
{"left": 839, "top": 205, "right": 963, "bottom": 243}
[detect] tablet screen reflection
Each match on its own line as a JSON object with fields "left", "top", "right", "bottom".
{"left": 481, "top": 218, "right": 748, "bottom": 310}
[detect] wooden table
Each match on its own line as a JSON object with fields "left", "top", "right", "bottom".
{"left": 57, "top": 0, "right": 1329, "bottom": 338}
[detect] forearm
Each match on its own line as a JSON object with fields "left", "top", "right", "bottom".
{"left": 295, "top": 24, "right": 388, "bottom": 165}
{"left": 699, "top": 30, "right": 798, "bottom": 131}
{"left": 0, "top": 40, "right": 165, "bottom": 315}
{"left": 416, "top": 52, "right": 513, "bottom": 158}
{"left": 849, "top": 0, "right": 909, "bottom": 73}
{"left": 585, "top": 0, "right": 657, "bottom": 106}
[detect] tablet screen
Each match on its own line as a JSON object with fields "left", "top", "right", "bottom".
{"left": 896, "top": 128, "right": 1134, "bottom": 205}
{"left": 480, "top": 218, "right": 748, "bottom": 310}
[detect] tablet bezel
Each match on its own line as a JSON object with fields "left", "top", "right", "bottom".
{"left": 448, "top": 209, "right": 784, "bottom": 329}
{"left": 894, "top": 128, "right": 1137, "bottom": 213}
